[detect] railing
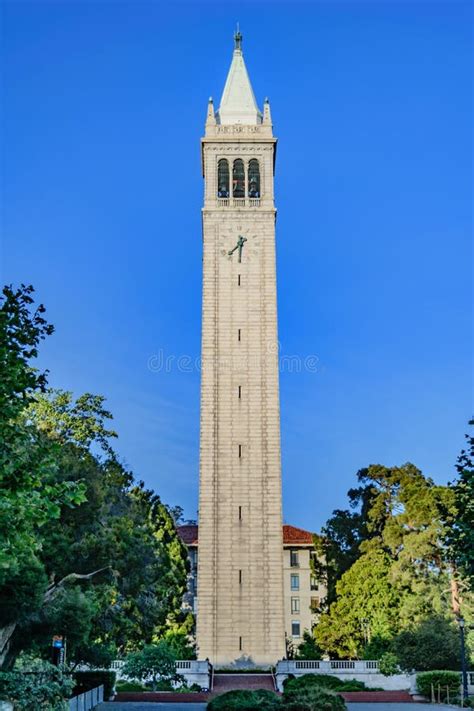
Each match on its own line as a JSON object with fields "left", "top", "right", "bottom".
{"left": 68, "top": 685, "right": 103, "bottom": 711}
{"left": 110, "top": 660, "right": 125, "bottom": 671}
{"left": 295, "top": 661, "right": 320, "bottom": 670}
{"left": 330, "top": 661, "right": 356, "bottom": 670}
{"left": 216, "top": 198, "right": 260, "bottom": 208}
{"left": 176, "top": 661, "right": 192, "bottom": 670}
{"left": 282, "top": 660, "right": 381, "bottom": 674}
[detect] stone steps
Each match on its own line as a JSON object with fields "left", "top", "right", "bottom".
{"left": 212, "top": 673, "right": 275, "bottom": 692}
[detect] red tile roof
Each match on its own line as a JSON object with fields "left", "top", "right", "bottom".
{"left": 177, "top": 525, "right": 199, "bottom": 545}
{"left": 177, "top": 524, "right": 313, "bottom": 547}
{"left": 282, "top": 524, "right": 314, "bottom": 545}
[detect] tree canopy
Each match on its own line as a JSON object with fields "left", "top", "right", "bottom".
{"left": 0, "top": 286, "right": 190, "bottom": 670}
{"left": 313, "top": 461, "right": 472, "bottom": 664}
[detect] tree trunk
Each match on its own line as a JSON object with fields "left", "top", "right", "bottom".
{"left": 0, "top": 622, "right": 17, "bottom": 669}
{"left": 450, "top": 575, "right": 461, "bottom": 617}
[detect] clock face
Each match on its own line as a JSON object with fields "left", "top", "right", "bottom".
{"left": 219, "top": 227, "right": 260, "bottom": 261}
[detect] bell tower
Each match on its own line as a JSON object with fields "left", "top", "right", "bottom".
{"left": 196, "top": 32, "right": 286, "bottom": 666}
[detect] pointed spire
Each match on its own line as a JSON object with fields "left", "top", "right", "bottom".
{"left": 263, "top": 97, "right": 272, "bottom": 125}
{"left": 217, "top": 30, "right": 261, "bottom": 125}
{"left": 206, "top": 96, "right": 216, "bottom": 126}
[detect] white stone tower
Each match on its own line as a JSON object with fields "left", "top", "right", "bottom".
{"left": 196, "top": 31, "right": 286, "bottom": 667}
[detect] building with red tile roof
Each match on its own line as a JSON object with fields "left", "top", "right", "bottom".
{"left": 177, "top": 523, "right": 325, "bottom": 649}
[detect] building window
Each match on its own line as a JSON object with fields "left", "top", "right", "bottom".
{"left": 239, "top": 636, "right": 242, "bottom": 651}
{"left": 238, "top": 328, "right": 241, "bottom": 341}
{"left": 232, "top": 159, "right": 245, "bottom": 198}
{"left": 248, "top": 159, "right": 260, "bottom": 198}
{"left": 239, "top": 569, "right": 242, "bottom": 585}
{"left": 291, "top": 621, "right": 301, "bottom": 638}
{"left": 217, "top": 159, "right": 229, "bottom": 197}
{"left": 238, "top": 274, "right": 241, "bottom": 286}
{"left": 238, "top": 385, "right": 242, "bottom": 399}
{"left": 310, "top": 576, "right": 318, "bottom": 591}
{"left": 238, "top": 444, "right": 242, "bottom": 458}
{"left": 310, "top": 597, "right": 320, "bottom": 613}
{"left": 290, "top": 574, "right": 299, "bottom": 591}
{"left": 291, "top": 597, "right": 300, "bottom": 614}
{"left": 290, "top": 550, "right": 299, "bottom": 567}
{"left": 239, "top": 505, "right": 242, "bottom": 520}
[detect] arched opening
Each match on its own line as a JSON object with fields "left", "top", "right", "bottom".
{"left": 217, "top": 159, "right": 229, "bottom": 198}
{"left": 248, "top": 159, "right": 260, "bottom": 198}
{"left": 232, "top": 159, "right": 245, "bottom": 198}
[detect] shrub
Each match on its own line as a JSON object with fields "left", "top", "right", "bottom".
{"left": 115, "top": 680, "right": 148, "bottom": 692}
{"left": 207, "top": 689, "right": 282, "bottom": 710}
{"left": 283, "top": 674, "right": 369, "bottom": 693}
{"left": 283, "top": 687, "right": 347, "bottom": 711}
{"left": 150, "top": 679, "right": 174, "bottom": 690}
{"left": 284, "top": 675, "right": 341, "bottom": 692}
{"left": 73, "top": 670, "right": 116, "bottom": 699}
{"left": 416, "top": 671, "right": 460, "bottom": 701}
{"left": 0, "top": 660, "right": 74, "bottom": 711}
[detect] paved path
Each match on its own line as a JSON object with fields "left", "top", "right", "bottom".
{"left": 99, "top": 704, "right": 458, "bottom": 710}
{"left": 346, "top": 705, "right": 458, "bottom": 710}
{"left": 98, "top": 705, "right": 207, "bottom": 710}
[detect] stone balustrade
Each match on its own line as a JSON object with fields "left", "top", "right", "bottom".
{"left": 275, "top": 660, "right": 474, "bottom": 695}
{"left": 216, "top": 197, "right": 261, "bottom": 207}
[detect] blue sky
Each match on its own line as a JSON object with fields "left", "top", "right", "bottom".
{"left": 3, "top": 0, "right": 472, "bottom": 530}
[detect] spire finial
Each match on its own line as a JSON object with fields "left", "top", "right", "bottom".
{"left": 234, "top": 24, "right": 242, "bottom": 52}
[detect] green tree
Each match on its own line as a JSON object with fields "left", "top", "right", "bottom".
{"left": 10, "top": 389, "right": 189, "bottom": 666}
{"left": 315, "top": 547, "right": 399, "bottom": 658}
{"left": 392, "top": 617, "right": 463, "bottom": 672}
{"left": 444, "top": 419, "right": 474, "bottom": 587}
{"left": 122, "top": 641, "right": 183, "bottom": 691}
{"left": 161, "top": 630, "right": 196, "bottom": 660}
{"left": 0, "top": 286, "right": 85, "bottom": 666}
{"left": 314, "top": 463, "right": 465, "bottom": 659}
{"left": 294, "top": 631, "right": 322, "bottom": 661}
{"left": 312, "top": 484, "right": 380, "bottom": 607}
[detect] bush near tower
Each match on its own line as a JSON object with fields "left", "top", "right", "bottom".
{"left": 207, "top": 683, "right": 348, "bottom": 711}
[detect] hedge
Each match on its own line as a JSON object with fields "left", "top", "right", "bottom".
{"left": 206, "top": 687, "right": 347, "bottom": 711}
{"left": 73, "top": 670, "right": 116, "bottom": 699}
{"left": 115, "top": 680, "right": 148, "bottom": 692}
{"left": 207, "top": 689, "right": 282, "bottom": 710}
{"left": 283, "top": 686, "right": 347, "bottom": 711}
{"left": 283, "top": 674, "right": 369, "bottom": 693}
{"left": 416, "top": 671, "right": 460, "bottom": 701}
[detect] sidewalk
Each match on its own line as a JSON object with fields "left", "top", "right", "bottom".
{"left": 98, "top": 703, "right": 460, "bottom": 710}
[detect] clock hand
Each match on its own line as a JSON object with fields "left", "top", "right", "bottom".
{"left": 228, "top": 236, "right": 248, "bottom": 262}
